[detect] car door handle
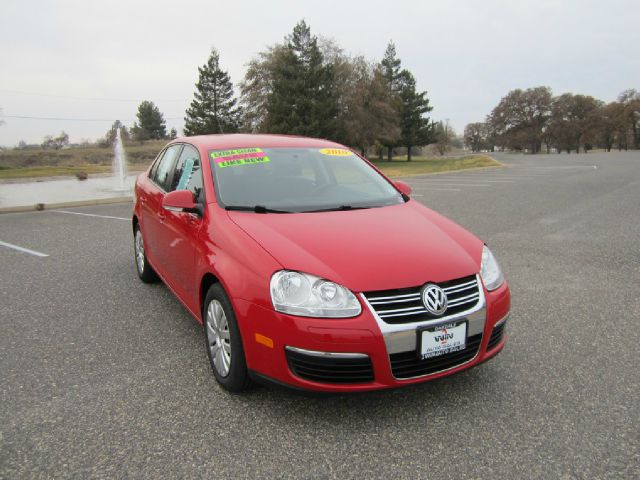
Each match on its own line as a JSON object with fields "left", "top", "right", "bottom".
{"left": 158, "top": 213, "right": 166, "bottom": 222}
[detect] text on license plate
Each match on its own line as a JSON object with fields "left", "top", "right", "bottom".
{"left": 420, "top": 322, "right": 467, "bottom": 360}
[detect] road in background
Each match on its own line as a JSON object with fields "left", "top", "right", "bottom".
{"left": 1, "top": 152, "right": 638, "bottom": 478}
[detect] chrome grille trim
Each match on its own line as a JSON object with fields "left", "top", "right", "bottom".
{"left": 285, "top": 346, "right": 369, "bottom": 359}
{"left": 442, "top": 279, "right": 476, "bottom": 292}
{"left": 368, "top": 295, "right": 422, "bottom": 305}
{"left": 363, "top": 275, "right": 482, "bottom": 323}
{"left": 375, "top": 305, "right": 426, "bottom": 315}
{"left": 494, "top": 313, "right": 509, "bottom": 328}
{"left": 360, "top": 275, "right": 487, "bottom": 380}
{"left": 367, "top": 293, "right": 421, "bottom": 303}
{"left": 442, "top": 282, "right": 477, "bottom": 295}
{"left": 377, "top": 309, "right": 434, "bottom": 319}
{"left": 447, "top": 292, "right": 480, "bottom": 307}
{"left": 360, "top": 274, "right": 486, "bottom": 356}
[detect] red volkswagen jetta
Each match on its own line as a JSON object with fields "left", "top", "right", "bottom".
{"left": 133, "top": 134, "right": 510, "bottom": 392}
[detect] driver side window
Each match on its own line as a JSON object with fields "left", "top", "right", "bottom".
{"left": 169, "top": 145, "right": 203, "bottom": 202}
{"left": 151, "top": 145, "right": 182, "bottom": 191}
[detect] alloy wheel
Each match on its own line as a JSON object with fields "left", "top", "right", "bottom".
{"left": 206, "top": 300, "right": 232, "bottom": 377}
{"left": 135, "top": 229, "right": 145, "bottom": 274}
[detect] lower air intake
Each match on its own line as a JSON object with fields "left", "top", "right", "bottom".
{"left": 389, "top": 333, "right": 482, "bottom": 379}
{"left": 286, "top": 349, "right": 374, "bottom": 384}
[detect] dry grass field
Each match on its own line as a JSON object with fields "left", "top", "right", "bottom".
{"left": 0, "top": 141, "right": 500, "bottom": 180}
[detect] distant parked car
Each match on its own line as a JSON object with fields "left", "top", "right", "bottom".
{"left": 132, "top": 134, "right": 510, "bottom": 392}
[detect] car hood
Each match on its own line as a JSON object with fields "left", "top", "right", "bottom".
{"left": 227, "top": 201, "right": 483, "bottom": 292}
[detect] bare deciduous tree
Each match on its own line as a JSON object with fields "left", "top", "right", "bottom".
{"left": 434, "top": 120, "right": 455, "bottom": 156}
{"left": 333, "top": 57, "right": 400, "bottom": 155}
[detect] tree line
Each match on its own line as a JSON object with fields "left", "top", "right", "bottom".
{"left": 26, "top": 102, "right": 177, "bottom": 150}
{"left": 464, "top": 87, "right": 640, "bottom": 154}
{"left": 181, "top": 20, "right": 433, "bottom": 161}
{"left": 105, "top": 21, "right": 433, "bottom": 160}
{"left": 104, "top": 103, "right": 177, "bottom": 146}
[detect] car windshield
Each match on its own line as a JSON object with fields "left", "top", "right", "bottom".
{"left": 209, "top": 147, "right": 404, "bottom": 213}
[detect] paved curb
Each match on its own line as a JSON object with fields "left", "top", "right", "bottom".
{"left": 0, "top": 196, "right": 133, "bottom": 214}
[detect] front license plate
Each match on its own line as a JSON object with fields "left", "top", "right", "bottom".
{"left": 419, "top": 322, "right": 467, "bottom": 360}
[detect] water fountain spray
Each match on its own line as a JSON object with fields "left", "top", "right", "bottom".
{"left": 113, "top": 127, "right": 128, "bottom": 191}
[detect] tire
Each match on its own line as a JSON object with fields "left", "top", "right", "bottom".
{"left": 203, "top": 284, "right": 251, "bottom": 392}
{"left": 133, "top": 224, "right": 158, "bottom": 283}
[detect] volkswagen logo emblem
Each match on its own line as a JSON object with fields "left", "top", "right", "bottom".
{"left": 422, "top": 284, "right": 448, "bottom": 316}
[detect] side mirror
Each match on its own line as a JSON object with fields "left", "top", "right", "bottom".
{"left": 394, "top": 180, "right": 412, "bottom": 196}
{"left": 162, "top": 190, "right": 201, "bottom": 215}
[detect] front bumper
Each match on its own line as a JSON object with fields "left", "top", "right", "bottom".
{"left": 234, "top": 279, "right": 510, "bottom": 392}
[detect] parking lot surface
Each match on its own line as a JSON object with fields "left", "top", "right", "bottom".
{"left": 1, "top": 152, "right": 638, "bottom": 479}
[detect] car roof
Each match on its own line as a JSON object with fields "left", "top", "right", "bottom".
{"left": 174, "top": 133, "right": 347, "bottom": 150}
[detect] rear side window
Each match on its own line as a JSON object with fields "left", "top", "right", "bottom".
{"left": 169, "top": 145, "right": 204, "bottom": 201}
{"left": 151, "top": 145, "right": 182, "bottom": 191}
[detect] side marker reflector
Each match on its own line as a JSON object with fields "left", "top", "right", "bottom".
{"left": 255, "top": 333, "right": 274, "bottom": 348}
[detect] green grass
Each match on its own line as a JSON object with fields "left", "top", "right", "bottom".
{"left": 373, "top": 155, "right": 502, "bottom": 177}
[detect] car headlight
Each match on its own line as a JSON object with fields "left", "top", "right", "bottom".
{"left": 270, "top": 270, "right": 362, "bottom": 318}
{"left": 480, "top": 245, "right": 504, "bottom": 291}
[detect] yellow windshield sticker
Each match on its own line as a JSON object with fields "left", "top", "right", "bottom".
{"left": 210, "top": 148, "right": 270, "bottom": 168}
{"left": 319, "top": 148, "right": 352, "bottom": 156}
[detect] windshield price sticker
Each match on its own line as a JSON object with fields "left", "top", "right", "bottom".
{"left": 319, "top": 148, "right": 352, "bottom": 156}
{"left": 210, "top": 148, "right": 271, "bottom": 168}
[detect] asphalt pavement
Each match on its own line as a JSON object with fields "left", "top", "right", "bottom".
{"left": 1, "top": 152, "right": 638, "bottom": 479}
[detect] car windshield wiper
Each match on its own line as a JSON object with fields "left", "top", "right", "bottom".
{"left": 225, "top": 205, "right": 293, "bottom": 214}
{"left": 303, "top": 205, "right": 376, "bottom": 213}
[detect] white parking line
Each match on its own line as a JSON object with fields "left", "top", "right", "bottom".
{"left": 53, "top": 210, "right": 130, "bottom": 221}
{"left": 466, "top": 177, "right": 539, "bottom": 180}
{"left": 419, "top": 178, "right": 515, "bottom": 183}
{"left": 0, "top": 240, "right": 49, "bottom": 257}
{"left": 514, "top": 165, "right": 597, "bottom": 170}
{"left": 456, "top": 175, "right": 540, "bottom": 179}
{"left": 451, "top": 173, "right": 550, "bottom": 178}
{"left": 410, "top": 183, "right": 491, "bottom": 187}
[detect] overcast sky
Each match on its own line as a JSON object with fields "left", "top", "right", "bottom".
{"left": 0, "top": 0, "right": 638, "bottom": 146}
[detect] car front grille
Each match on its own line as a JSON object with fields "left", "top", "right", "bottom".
{"left": 389, "top": 333, "right": 483, "bottom": 379}
{"left": 363, "top": 275, "right": 481, "bottom": 324}
{"left": 285, "top": 349, "right": 374, "bottom": 384}
{"left": 487, "top": 320, "right": 507, "bottom": 351}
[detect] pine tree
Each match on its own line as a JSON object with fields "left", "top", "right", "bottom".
{"left": 132, "top": 101, "right": 166, "bottom": 140}
{"left": 381, "top": 41, "right": 401, "bottom": 89}
{"left": 184, "top": 48, "right": 239, "bottom": 136}
{"left": 380, "top": 41, "right": 403, "bottom": 160}
{"left": 105, "top": 120, "right": 130, "bottom": 146}
{"left": 379, "top": 42, "right": 433, "bottom": 161}
{"left": 397, "top": 70, "right": 433, "bottom": 160}
{"left": 266, "top": 20, "right": 338, "bottom": 139}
